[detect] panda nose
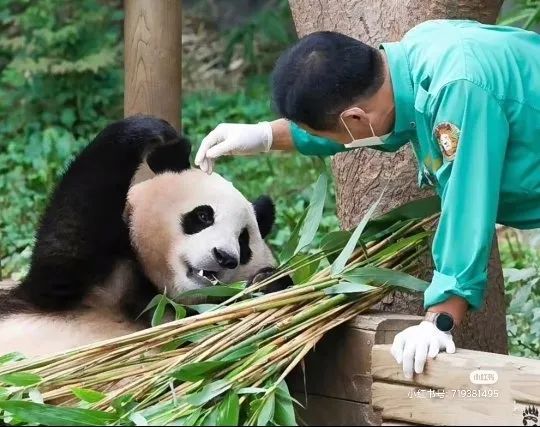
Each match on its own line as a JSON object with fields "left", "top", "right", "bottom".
{"left": 213, "top": 248, "right": 239, "bottom": 269}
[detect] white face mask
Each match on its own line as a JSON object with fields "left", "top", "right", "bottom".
{"left": 340, "top": 114, "right": 391, "bottom": 148}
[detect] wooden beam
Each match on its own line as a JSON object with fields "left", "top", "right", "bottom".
{"left": 287, "top": 313, "right": 421, "bottom": 403}
{"left": 372, "top": 344, "right": 540, "bottom": 404}
{"left": 124, "top": 0, "right": 182, "bottom": 130}
{"left": 372, "top": 344, "right": 540, "bottom": 425}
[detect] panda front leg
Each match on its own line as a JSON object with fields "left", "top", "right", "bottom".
{"left": 247, "top": 267, "right": 294, "bottom": 294}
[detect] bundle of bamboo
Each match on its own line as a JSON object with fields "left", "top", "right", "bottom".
{"left": 0, "top": 175, "right": 439, "bottom": 426}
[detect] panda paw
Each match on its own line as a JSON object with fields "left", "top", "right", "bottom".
{"left": 247, "top": 267, "right": 293, "bottom": 294}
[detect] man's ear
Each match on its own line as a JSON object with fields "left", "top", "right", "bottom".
{"left": 252, "top": 196, "right": 275, "bottom": 239}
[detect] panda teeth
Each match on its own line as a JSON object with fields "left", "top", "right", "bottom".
{"left": 197, "top": 270, "right": 204, "bottom": 277}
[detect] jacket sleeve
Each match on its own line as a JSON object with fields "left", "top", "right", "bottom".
{"left": 424, "top": 79, "right": 509, "bottom": 310}
{"left": 290, "top": 122, "right": 350, "bottom": 156}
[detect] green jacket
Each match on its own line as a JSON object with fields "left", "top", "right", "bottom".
{"left": 291, "top": 19, "right": 540, "bottom": 310}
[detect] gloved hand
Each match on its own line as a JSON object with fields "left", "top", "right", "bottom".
{"left": 390, "top": 320, "right": 456, "bottom": 379}
{"left": 195, "top": 122, "right": 273, "bottom": 174}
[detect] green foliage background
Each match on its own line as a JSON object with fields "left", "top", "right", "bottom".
{"left": 0, "top": 0, "right": 538, "bottom": 357}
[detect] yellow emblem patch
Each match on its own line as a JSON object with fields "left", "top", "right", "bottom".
{"left": 434, "top": 122, "right": 460, "bottom": 161}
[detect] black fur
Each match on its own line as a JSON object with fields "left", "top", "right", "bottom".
{"left": 239, "top": 228, "right": 252, "bottom": 265}
{"left": 248, "top": 267, "right": 294, "bottom": 293}
{"left": 0, "top": 115, "right": 291, "bottom": 327}
{"left": 2, "top": 115, "right": 191, "bottom": 316}
{"left": 181, "top": 205, "right": 215, "bottom": 235}
{"left": 252, "top": 196, "right": 275, "bottom": 239}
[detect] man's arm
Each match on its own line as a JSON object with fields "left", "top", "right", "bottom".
{"left": 392, "top": 79, "right": 510, "bottom": 378}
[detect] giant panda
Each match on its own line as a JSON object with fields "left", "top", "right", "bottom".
{"left": 0, "top": 115, "right": 291, "bottom": 358}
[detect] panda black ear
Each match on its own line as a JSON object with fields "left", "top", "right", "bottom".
{"left": 146, "top": 136, "right": 192, "bottom": 174}
{"left": 252, "top": 196, "right": 275, "bottom": 239}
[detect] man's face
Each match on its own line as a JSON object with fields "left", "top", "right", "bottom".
{"left": 298, "top": 115, "right": 375, "bottom": 145}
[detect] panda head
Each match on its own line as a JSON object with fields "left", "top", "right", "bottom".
{"left": 126, "top": 170, "right": 277, "bottom": 298}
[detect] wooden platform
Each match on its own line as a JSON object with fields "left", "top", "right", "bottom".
{"left": 287, "top": 312, "right": 540, "bottom": 426}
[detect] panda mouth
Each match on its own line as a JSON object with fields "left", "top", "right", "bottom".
{"left": 186, "top": 264, "right": 219, "bottom": 286}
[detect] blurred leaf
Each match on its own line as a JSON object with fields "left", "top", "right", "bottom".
{"left": 184, "top": 380, "right": 231, "bottom": 406}
{"left": 0, "top": 372, "right": 42, "bottom": 387}
{"left": 257, "top": 393, "right": 275, "bottom": 426}
{"left": 178, "top": 286, "right": 243, "bottom": 299}
{"left": 0, "top": 353, "right": 25, "bottom": 366}
{"left": 171, "top": 361, "right": 231, "bottom": 383}
{"left": 151, "top": 296, "right": 167, "bottom": 327}
{"left": 217, "top": 392, "right": 239, "bottom": 426}
{"left": 295, "top": 174, "right": 327, "bottom": 254}
{"left": 509, "top": 283, "right": 533, "bottom": 314}
{"left": 0, "top": 401, "right": 116, "bottom": 426}
{"left": 324, "top": 282, "right": 376, "bottom": 295}
{"left": 274, "top": 381, "right": 297, "bottom": 426}
{"left": 71, "top": 388, "right": 107, "bottom": 404}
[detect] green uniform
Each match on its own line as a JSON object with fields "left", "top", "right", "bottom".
{"left": 291, "top": 19, "right": 540, "bottom": 310}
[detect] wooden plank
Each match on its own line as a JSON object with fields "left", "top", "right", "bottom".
{"left": 124, "top": 0, "right": 182, "bottom": 130}
{"left": 372, "top": 344, "right": 540, "bottom": 404}
{"left": 372, "top": 381, "right": 534, "bottom": 426}
{"left": 287, "top": 313, "right": 421, "bottom": 403}
{"left": 292, "top": 393, "right": 381, "bottom": 426}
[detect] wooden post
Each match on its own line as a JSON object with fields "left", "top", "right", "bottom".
{"left": 124, "top": 0, "right": 182, "bottom": 130}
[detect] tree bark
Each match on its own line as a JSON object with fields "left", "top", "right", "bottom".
{"left": 288, "top": 0, "right": 508, "bottom": 354}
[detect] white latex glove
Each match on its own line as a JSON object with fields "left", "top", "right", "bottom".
{"left": 390, "top": 321, "right": 455, "bottom": 379}
{"left": 195, "top": 122, "right": 273, "bottom": 174}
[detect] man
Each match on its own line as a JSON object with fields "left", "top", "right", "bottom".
{"left": 195, "top": 19, "right": 540, "bottom": 379}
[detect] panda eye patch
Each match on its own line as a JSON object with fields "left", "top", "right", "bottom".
{"left": 239, "top": 227, "right": 252, "bottom": 265}
{"left": 182, "top": 205, "right": 214, "bottom": 234}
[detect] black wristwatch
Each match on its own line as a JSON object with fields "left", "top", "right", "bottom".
{"left": 425, "top": 311, "right": 455, "bottom": 333}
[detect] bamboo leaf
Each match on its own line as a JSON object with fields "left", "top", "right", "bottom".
{"left": 290, "top": 253, "right": 321, "bottom": 284}
{"left": 238, "top": 387, "right": 267, "bottom": 395}
{"left": 171, "top": 361, "right": 231, "bottom": 382}
{"left": 0, "top": 353, "right": 25, "bottom": 366}
{"left": 178, "top": 286, "right": 243, "bottom": 299}
{"left": 295, "top": 174, "right": 327, "bottom": 254}
{"left": 167, "top": 409, "right": 201, "bottom": 426}
{"left": 72, "top": 388, "right": 107, "bottom": 403}
{"left": 188, "top": 304, "right": 219, "bottom": 314}
{"left": 258, "top": 393, "right": 275, "bottom": 426}
{"left": 274, "top": 381, "right": 297, "bottom": 426}
{"left": 331, "top": 189, "right": 386, "bottom": 276}
{"left": 344, "top": 266, "right": 429, "bottom": 292}
{"left": 201, "top": 406, "right": 220, "bottom": 426}
{"left": 324, "top": 282, "right": 376, "bottom": 295}
{"left": 129, "top": 412, "right": 149, "bottom": 426}
{"left": 0, "top": 372, "right": 42, "bottom": 387}
{"left": 279, "top": 210, "right": 309, "bottom": 262}
{"left": 217, "top": 392, "right": 239, "bottom": 426}
{"left": 362, "top": 195, "right": 440, "bottom": 236}
{"left": 0, "top": 401, "right": 116, "bottom": 426}
{"left": 168, "top": 301, "right": 187, "bottom": 320}
{"left": 137, "top": 295, "right": 162, "bottom": 320}
{"left": 221, "top": 344, "right": 258, "bottom": 362}
{"left": 184, "top": 380, "right": 231, "bottom": 406}
{"left": 151, "top": 296, "right": 168, "bottom": 327}
{"left": 28, "top": 388, "right": 43, "bottom": 404}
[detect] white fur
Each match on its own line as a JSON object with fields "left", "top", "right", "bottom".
{"left": 128, "top": 170, "right": 276, "bottom": 297}
{"left": 0, "top": 169, "right": 276, "bottom": 359}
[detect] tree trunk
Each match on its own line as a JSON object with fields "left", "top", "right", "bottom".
{"left": 124, "top": 0, "right": 182, "bottom": 131}
{"left": 288, "top": 0, "right": 508, "bottom": 354}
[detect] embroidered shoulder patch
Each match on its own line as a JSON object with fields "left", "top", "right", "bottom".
{"left": 434, "top": 122, "right": 460, "bottom": 161}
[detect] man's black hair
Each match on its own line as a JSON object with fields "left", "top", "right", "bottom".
{"left": 271, "top": 31, "right": 384, "bottom": 131}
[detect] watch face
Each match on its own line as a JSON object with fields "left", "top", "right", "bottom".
{"left": 435, "top": 313, "right": 454, "bottom": 332}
